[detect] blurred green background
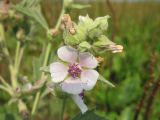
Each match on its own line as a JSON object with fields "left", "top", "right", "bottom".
{"left": 0, "top": 0, "right": 160, "bottom": 120}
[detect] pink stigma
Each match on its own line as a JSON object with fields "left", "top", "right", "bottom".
{"left": 68, "top": 63, "right": 82, "bottom": 78}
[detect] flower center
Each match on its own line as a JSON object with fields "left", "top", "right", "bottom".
{"left": 68, "top": 63, "right": 82, "bottom": 78}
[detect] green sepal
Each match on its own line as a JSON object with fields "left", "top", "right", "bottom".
{"left": 63, "top": 24, "right": 87, "bottom": 46}
{"left": 78, "top": 15, "right": 94, "bottom": 26}
{"left": 88, "top": 28, "right": 103, "bottom": 39}
{"left": 93, "top": 35, "right": 114, "bottom": 48}
{"left": 87, "top": 16, "right": 110, "bottom": 38}
{"left": 99, "top": 74, "right": 115, "bottom": 87}
{"left": 94, "top": 15, "right": 110, "bottom": 31}
{"left": 78, "top": 41, "right": 91, "bottom": 52}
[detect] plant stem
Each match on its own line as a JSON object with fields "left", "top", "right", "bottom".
{"left": 55, "top": 6, "right": 65, "bottom": 30}
{"left": 61, "top": 98, "right": 66, "bottom": 120}
{"left": 41, "top": 43, "right": 52, "bottom": 78}
{"left": 31, "top": 91, "right": 41, "bottom": 116}
{"left": 31, "top": 0, "right": 66, "bottom": 117}
{"left": 10, "top": 41, "right": 25, "bottom": 89}
{"left": 0, "top": 76, "right": 11, "bottom": 89}
{"left": 17, "top": 43, "right": 25, "bottom": 72}
{"left": 9, "top": 41, "right": 20, "bottom": 89}
{"left": 15, "top": 41, "right": 21, "bottom": 69}
{"left": 31, "top": 44, "right": 51, "bottom": 117}
{"left": 0, "top": 85, "right": 12, "bottom": 95}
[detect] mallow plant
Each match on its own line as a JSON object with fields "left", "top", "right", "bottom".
{"left": 0, "top": 0, "right": 123, "bottom": 119}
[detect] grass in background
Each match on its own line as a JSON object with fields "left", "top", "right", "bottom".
{"left": 0, "top": 0, "right": 160, "bottom": 120}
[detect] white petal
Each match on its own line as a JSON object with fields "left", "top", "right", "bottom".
{"left": 49, "top": 62, "right": 68, "bottom": 83}
{"left": 61, "top": 77, "right": 85, "bottom": 94}
{"left": 57, "top": 46, "right": 78, "bottom": 63}
{"left": 81, "top": 70, "right": 99, "bottom": 90}
{"left": 71, "top": 94, "right": 88, "bottom": 114}
{"left": 79, "top": 52, "right": 98, "bottom": 68}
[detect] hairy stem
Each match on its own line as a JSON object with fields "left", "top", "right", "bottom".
{"left": 0, "top": 84, "right": 12, "bottom": 95}
{"left": 15, "top": 41, "right": 21, "bottom": 69}
{"left": 31, "top": 0, "right": 66, "bottom": 117}
{"left": 0, "top": 76, "right": 11, "bottom": 89}
{"left": 31, "top": 91, "right": 41, "bottom": 116}
{"left": 61, "top": 98, "right": 66, "bottom": 120}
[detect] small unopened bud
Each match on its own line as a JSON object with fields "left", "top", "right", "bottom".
{"left": 69, "top": 27, "right": 76, "bottom": 34}
{"left": 16, "top": 29, "right": 25, "bottom": 40}
{"left": 78, "top": 41, "right": 91, "bottom": 52}
{"left": 107, "top": 44, "right": 123, "bottom": 53}
{"left": 62, "top": 14, "right": 76, "bottom": 34}
{"left": 18, "top": 100, "right": 30, "bottom": 120}
{"left": 47, "top": 28, "right": 59, "bottom": 37}
{"left": 96, "top": 57, "right": 104, "bottom": 63}
{"left": 22, "top": 83, "right": 32, "bottom": 92}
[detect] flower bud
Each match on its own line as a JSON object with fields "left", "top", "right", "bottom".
{"left": 93, "top": 35, "right": 123, "bottom": 53}
{"left": 47, "top": 28, "right": 59, "bottom": 37}
{"left": 94, "top": 15, "right": 110, "bottom": 31}
{"left": 18, "top": 100, "right": 29, "bottom": 120}
{"left": 62, "top": 14, "right": 76, "bottom": 35}
{"left": 16, "top": 28, "right": 25, "bottom": 40}
{"left": 96, "top": 57, "right": 104, "bottom": 63}
{"left": 78, "top": 41, "right": 91, "bottom": 52}
{"left": 87, "top": 15, "right": 110, "bottom": 38}
{"left": 107, "top": 44, "right": 123, "bottom": 53}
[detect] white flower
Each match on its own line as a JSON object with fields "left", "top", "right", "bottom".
{"left": 49, "top": 46, "right": 99, "bottom": 113}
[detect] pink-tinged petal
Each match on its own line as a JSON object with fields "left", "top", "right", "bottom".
{"left": 81, "top": 70, "right": 99, "bottom": 90}
{"left": 79, "top": 52, "right": 98, "bottom": 68}
{"left": 61, "top": 77, "right": 85, "bottom": 94}
{"left": 57, "top": 46, "right": 78, "bottom": 63}
{"left": 49, "top": 62, "right": 68, "bottom": 83}
{"left": 71, "top": 94, "right": 88, "bottom": 114}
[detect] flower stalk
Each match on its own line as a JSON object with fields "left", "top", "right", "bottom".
{"left": 31, "top": 0, "right": 66, "bottom": 117}
{"left": 61, "top": 98, "right": 66, "bottom": 120}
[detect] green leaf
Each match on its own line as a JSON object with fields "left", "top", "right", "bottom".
{"left": 5, "top": 113, "right": 15, "bottom": 120}
{"left": 99, "top": 74, "right": 115, "bottom": 87}
{"left": 0, "top": 23, "right": 5, "bottom": 42}
{"left": 40, "top": 66, "right": 50, "bottom": 73}
{"left": 72, "top": 110, "right": 106, "bottom": 120}
{"left": 71, "top": 4, "right": 91, "bottom": 9}
{"left": 14, "top": 0, "right": 48, "bottom": 30}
